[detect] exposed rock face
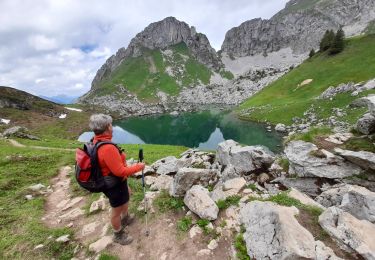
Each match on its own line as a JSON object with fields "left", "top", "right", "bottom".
{"left": 319, "top": 207, "right": 375, "bottom": 259}
{"left": 184, "top": 185, "right": 219, "bottom": 220}
{"left": 216, "top": 140, "right": 275, "bottom": 175}
{"left": 91, "top": 17, "right": 221, "bottom": 91}
{"left": 316, "top": 184, "right": 375, "bottom": 223}
{"left": 285, "top": 140, "right": 362, "bottom": 179}
{"left": 221, "top": 0, "right": 375, "bottom": 57}
{"left": 240, "top": 201, "right": 316, "bottom": 259}
{"left": 3, "top": 126, "right": 40, "bottom": 140}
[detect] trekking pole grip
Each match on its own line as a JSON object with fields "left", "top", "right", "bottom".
{"left": 138, "top": 148, "right": 144, "bottom": 163}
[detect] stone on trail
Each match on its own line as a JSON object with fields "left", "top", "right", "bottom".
{"left": 60, "top": 207, "right": 84, "bottom": 221}
{"left": 240, "top": 201, "right": 316, "bottom": 260}
{"left": 89, "top": 195, "right": 107, "bottom": 214}
{"left": 216, "top": 140, "right": 275, "bottom": 174}
{"left": 207, "top": 239, "right": 218, "bottom": 250}
{"left": 285, "top": 140, "right": 362, "bottom": 179}
{"left": 89, "top": 235, "right": 112, "bottom": 253}
{"left": 319, "top": 207, "right": 375, "bottom": 259}
{"left": 189, "top": 225, "right": 203, "bottom": 239}
{"left": 170, "top": 167, "right": 217, "bottom": 197}
{"left": 184, "top": 185, "right": 219, "bottom": 220}
{"left": 335, "top": 148, "right": 375, "bottom": 171}
{"left": 34, "top": 244, "right": 44, "bottom": 250}
{"left": 197, "top": 249, "right": 212, "bottom": 256}
{"left": 82, "top": 221, "right": 101, "bottom": 237}
{"left": 316, "top": 184, "right": 375, "bottom": 223}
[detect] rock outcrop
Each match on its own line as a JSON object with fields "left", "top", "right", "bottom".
{"left": 285, "top": 140, "right": 362, "bottom": 179}
{"left": 319, "top": 207, "right": 375, "bottom": 259}
{"left": 221, "top": 0, "right": 375, "bottom": 57}
{"left": 316, "top": 184, "right": 375, "bottom": 223}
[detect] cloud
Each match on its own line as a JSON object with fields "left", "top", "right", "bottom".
{"left": 0, "top": 0, "right": 289, "bottom": 97}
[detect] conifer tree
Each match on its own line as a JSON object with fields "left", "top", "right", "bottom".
{"left": 330, "top": 28, "right": 345, "bottom": 55}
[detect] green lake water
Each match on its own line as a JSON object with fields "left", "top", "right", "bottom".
{"left": 79, "top": 110, "right": 284, "bottom": 152}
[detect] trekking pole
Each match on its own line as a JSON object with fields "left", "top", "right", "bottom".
{"left": 139, "top": 148, "right": 149, "bottom": 237}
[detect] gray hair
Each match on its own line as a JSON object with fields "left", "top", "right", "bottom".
{"left": 89, "top": 114, "right": 113, "bottom": 135}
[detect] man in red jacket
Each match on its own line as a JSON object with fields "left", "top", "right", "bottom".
{"left": 89, "top": 114, "right": 145, "bottom": 245}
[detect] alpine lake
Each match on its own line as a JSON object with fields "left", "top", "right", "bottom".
{"left": 78, "top": 109, "right": 284, "bottom": 152}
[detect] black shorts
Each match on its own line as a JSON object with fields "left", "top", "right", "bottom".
{"left": 103, "top": 180, "right": 129, "bottom": 208}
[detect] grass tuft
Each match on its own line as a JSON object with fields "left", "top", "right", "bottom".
{"left": 153, "top": 190, "right": 184, "bottom": 213}
{"left": 216, "top": 195, "right": 241, "bottom": 210}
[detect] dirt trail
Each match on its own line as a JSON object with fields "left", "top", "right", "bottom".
{"left": 8, "top": 139, "right": 75, "bottom": 151}
{"left": 146, "top": 56, "right": 157, "bottom": 73}
{"left": 42, "top": 166, "right": 235, "bottom": 259}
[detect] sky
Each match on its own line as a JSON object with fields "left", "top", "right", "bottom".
{"left": 0, "top": 0, "right": 289, "bottom": 97}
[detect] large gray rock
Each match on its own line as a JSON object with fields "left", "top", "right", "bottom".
{"left": 319, "top": 207, "right": 375, "bottom": 259}
{"left": 169, "top": 167, "right": 218, "bottom": 197}
{"left": 316, "top": 184, "right": 375, "bottom": 223}
{"left": 273, "top": 176, "right": 322, "bottom": 197}
{"left": 285, "top": 141, "right": 362, "bottom": 179}
{"left": 356, "top": 113, "right": 375, "bottom": 135}
{"left": 210, "top": 177, "right": 246, "bottom": 203}
{"left": 315, "top": 240, "right": 343, "bottom": 260}
{"left": 184, "top": 185, "right": 219, "bottom": 220}
{"left": 335, "top": 148, "right": 375, "bottom": 171}
{"left": 151, "top": 156, "right": 192, "bottom": 175}
{"left": 3, "top": 126, "right": 40, "bottom": 140}
{"left": 240, "top": 201, "right": 316, "bottom": 259}
{"left": 288, "top": 188, "right": 325, "bottom": 210}
{"left": 216, "top": 140, "right": 275, "bottom": 174}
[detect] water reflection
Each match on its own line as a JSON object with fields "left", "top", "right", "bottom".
{"left": 78, "top": 110, "right": 283, "bottom": 152}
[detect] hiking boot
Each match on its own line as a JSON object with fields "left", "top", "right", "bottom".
{"left": 121, "top": 213, "right": 135, "bottom": 228}
{"left": 113, "top": 229, "right": 133, "bottom": 245}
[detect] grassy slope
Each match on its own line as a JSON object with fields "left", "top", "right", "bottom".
{"left": 238, "top": 35, "right": 375, "bottom": 124}
{"left": 96, "top": 43, "right": 213, "bottom": 102}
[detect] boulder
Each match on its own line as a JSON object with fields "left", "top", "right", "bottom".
{"left": 334, "top": 148, "right": 375, "bottom": 171}
{"left": 316, "top": 184, "right": 375, "bottom": 223}
{"left": 184, "top": 185, "right": 219, "bottom": 220}
{"left": 55, "top": 235, "right": 70, "bottom": 243}
{"left": 223, "top": 177, "right": 246, "bottom": 192}
{"left": 150, "top": 175, "right": 173, "bottom": 191}
{"left": 240, "top": 201, "right": 316, "bottom": 259}
{"left": 325, "top": 133, "right": 353, "bottom": 145}
{"left": 3, "top": 126, "right": 40, "bottom": 140}
{"left": 216, "top": 140, "right": 275, "bottom": 174}
{"left": 288, "top": 188, "right": 325, "bottom": 210}
{"left": 170, "top": 167, "right": 217, "bottom": 197}
{"left": 319, "top": 207, "right": 375, "bottom": 259}
{"left": 356, "top": 113, "right": 375, "bottom": 135}
{"left": 151, "top": 155, "right": 195, "bottom": 175}
{"left": 275, "top": 123, "right": 287, "bottom": 133}
{"left": 285, "top": 141, "right": 362, "bottom": 179}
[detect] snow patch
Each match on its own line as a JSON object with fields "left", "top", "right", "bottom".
{"left": 64, "top": 107, "right": 82, "bottom": 112}
{"left": 59, "top": 114, "right": 67, "bottom": 119}
{"left": 0, "top": 118, "right": 10, "bottom": 124}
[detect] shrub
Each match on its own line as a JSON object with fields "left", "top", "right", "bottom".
{"left": 216, "top": 195, "right": 241, "bottom": 209}
{"left": 177, "top": 216, "right": 192, "bottom": 232}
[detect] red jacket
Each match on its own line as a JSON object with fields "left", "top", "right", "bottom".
{"left": 93, "top": 133, "right": 143, "bottom": 178}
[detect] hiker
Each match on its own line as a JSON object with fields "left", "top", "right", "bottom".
{"left": 89, "top": 114, "right": 145, "bottom": 245}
